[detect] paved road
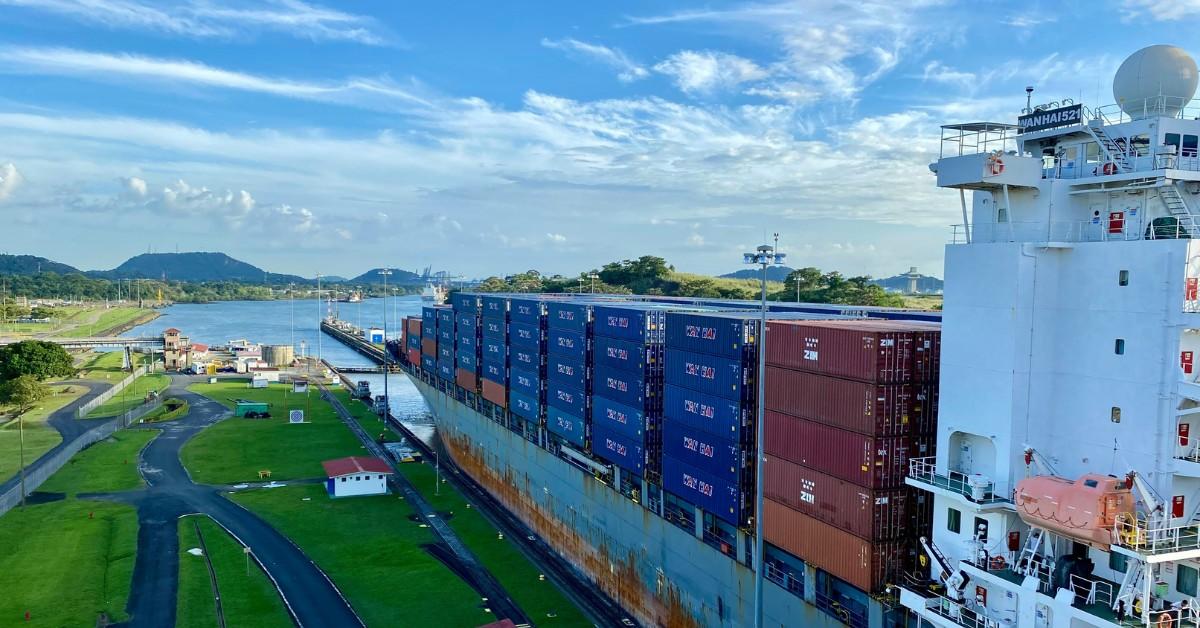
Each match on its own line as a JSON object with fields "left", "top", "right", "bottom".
{"left": 88, "top": 378, "right": 364, "bottom": 628}
{"left": 0, "top": 380, "right": 113, "bottom": 496}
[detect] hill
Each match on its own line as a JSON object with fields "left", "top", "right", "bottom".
{"left": 871, "top": 272, "right": 944, "bottom": 294}
{"left": 0, "top": 254, "right": 81, "bottom": 275}
{"left": 345, "top": 268, "right": 424, "bottom": 285}
{"left": 91, "top": 252, "right": 310, "bottom": 284}
{"left": 719, "top": 266, "right": 795, "bottom": 283}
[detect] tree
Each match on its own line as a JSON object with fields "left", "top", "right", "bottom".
{"left": 0, "top": 340, "right": 76, "bottom": 381}
{"left": 475, "top": 277, "right": 510, "bottom": 293}
{"left": 2, "top": 375, "right": 50, "bottom": 414}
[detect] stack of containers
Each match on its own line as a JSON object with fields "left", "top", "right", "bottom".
{"left": 761, "top": 319, "right": 939, "bottom": 594}
{"left": 589, "top": 303, "right": 671, "bottom": 481}
{"left": 545, "top": 300, "right": 592, "bottom": 450}
{"left": 659, "top": 312, "right": 757, "bottom": 526}
{"left": 434, "top": 306, "right": 455, "bottom": 381}
{"left": 404, "top": 316, "right": 422, "bottom": 365}
{"left": 452, "top": 293, "right": 481, "bottom": 391}
{"left": 507, "top": 297, "right": 547, "bottom": 433}
{"left": 479, "top": 295, "right": 508, "bottom": 407}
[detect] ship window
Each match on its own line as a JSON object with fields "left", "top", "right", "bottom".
{"left": 1132, "top": 134, "right": 1151, "bottom": 157}
{"left": 1179, "top": 565, "right": 1198, "bottom": 596}
{"left": 1115, "top": 339, "right": 1125, "bottom": 355}
{"left": 1084, "top": 479, "right": 1099, "bottom": 488}
{"left": 1085, "top": 142, "right": 1101, "bottom": 164}
{"left": 1185, "top": 135, "right": 1199, "bottom": 158}
{"left": 1167, "top": 133, "right": 1182, "bottom": 153}
{"left": 997, "top": 207, "right": 1008, "bottom": 223}
{"left": 1118, "top": 270, "right": 1129, "bottom": 286}
{"left": 1109, "top": 552, "right": 1128, "bottom": 573}
{"left": 1111, "top": 407, "right": 1121, "bottom": 423}
{"left": 947, "top": 508, "right": 961, "bottom": 533}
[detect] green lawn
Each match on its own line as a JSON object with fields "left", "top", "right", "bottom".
{"left": 0, "top": 499, "right": 137, "bottom": 625}
{"left": 77, "top": 351, "right": 134, "bottom": 381}
{"left": 231, "top": 484, "right": 494, "bottom": 627}
{"left": 53, "top": 307, "right": 156, "bottom": 338}
{"left": 182, "top": 382, "right": 367, "bottom": 484}
{"left": 0, "top": 384, "right": 88, "bottom": 484}
{"left": 177, "top": 515, "right": 292, "bottom": 628}
{"left": 38, "top": 430, "right": 158, "bottom": 496}
{"left": 85, "top": 374, "right": 171, "bottom": 419}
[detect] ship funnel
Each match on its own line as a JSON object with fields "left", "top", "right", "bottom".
{"left": 1113, "top": 45, "right": 1198, "bottom": 119}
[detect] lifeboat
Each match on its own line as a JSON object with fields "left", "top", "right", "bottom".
{"left": 1014, "top": 473, "right": 1135, "bottom": 549}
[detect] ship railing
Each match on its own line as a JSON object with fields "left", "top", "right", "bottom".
{"left": 1092, "top": 98, "right": 1200, "bottom": 126}
{"left": 1068, "top": 573, "right": 1116, "bottom": 612}
{"left": 1044, "top": 154, "right": 1200, "bottom": 180}
{"left": 907, "top": 457, "right": 1011, "bottom": 505}
{"left": 952, "top": 220, "right": 1197, "bottom": 244}
{"left": 815, "top": 590, "right": 868, "bottom": 628}
{"left": 939, "top": 123, "right": 1018, "bottom": 159}
{"left": 1113, "top": 517, "right": 1200, "bottom": 556}
{"left": 764, "top": 560, "right": 804, "bottom": 597}
{"left": 923, "top": 594, "right": 1007, "bottom": 628}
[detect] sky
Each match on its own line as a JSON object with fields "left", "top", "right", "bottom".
{"left": 0, "top": 0, "right": 1196, "bottom": 280}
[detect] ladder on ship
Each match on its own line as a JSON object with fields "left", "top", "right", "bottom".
{"left": 1017, "top": 527, "right": 1047, "bottom": 578}
{"left": 1113, "top": 557, "right": 1146, "bottom": 618}
{"left": 1087, "top": 119, "right": 1133, "bottom": 173}
{"left": 1158, "top": 182, "right": 1198, "bottom": 238}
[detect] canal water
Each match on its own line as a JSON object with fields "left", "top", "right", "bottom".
{"left": 128, "top": 296, "right": 435, "bottom": 440}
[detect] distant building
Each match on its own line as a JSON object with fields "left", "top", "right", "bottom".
{"left": 162, "top": 328, "right": 191, "bottom": 371}
{"left": 322, "top": 456, "right": 391, "bottom": 498}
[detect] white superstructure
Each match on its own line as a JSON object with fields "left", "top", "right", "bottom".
{"left": 901, "top": 45, "right": 1200, "bottom": 627}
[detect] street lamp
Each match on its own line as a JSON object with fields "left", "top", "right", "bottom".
{"left": 743, "top": 238, "right": 786, "bottom": 628}
{"left": 589, "top": 273, "right": 599, "bottom": 294}
{"left": 378, "top": 269, "right": 392, "bottom": 424}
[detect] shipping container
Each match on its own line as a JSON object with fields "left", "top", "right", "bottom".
{"left": 661, "top": 455, "right": 741, "bottom": 526}
{"left": 765, "top": 367, "right": 918, "bottom": 437}
{"left": 406, "top": 316, "right": 422, "bottom": 333}
{"left": 511, "top": 346, "right": 542, "bottom": 371}
{"left": 546, "top": 354, "right": 587, "bottom": 390}
{"left": 508, "top": 297, "right": 544, "bottom": 326}
{"left": 662, "top": 420, "right": 741, "bottom": 481}
{"left": 455, "top": 366, "right": 478, "bottom": 390}
{"left": 665, "top": 312, "right": 756, "bottom": 359}
{"left": 509, "top": 321, "right": 542, "bottom": 349}
{"left": 591, "top": 394, "right": 645, "bottom": 440}
{"left": 592, "top": 335, "right": 650, "bottom": 372}
{"left": 456, "top": 332, "right": 477, "bottom": 352}
{"left": 421, "top": 354, "right": 435, "bottom": 373}
{"left": 765, "top": 411, "right": 932, "bottom": 489}
{"left": 481, "top": 318, "right": 506, "bottom": 340}
{"left": 509, "top": 367, "right": 541, "bottom": 399}
{"left": 664, "top": 348, "right": 748, "bottom": 401}
{"left": 451, "top": 292, "right": 479, "bottom": 312}
{"left": 765, "top": 455, "right": 920, "bottom": 542}
{"left": 437, "top": 360, "right": 454, "bottom": 381}
{"left": 406, "top": 332, "right": 421, "bottom": 349}
{"left": 509, "top": 390, "right": 541, "bottom": 422}
{"left": 456, "top": 349, "right": 478, "bottom": 371}
{"left": 422, "top": 307, "right": 437, "bottom": 338}
{"left": 480, "top": 295, "right": 508, "bottom": 318}
{"left": 546, "top": 301, "right": 590, "bottom": 333}
{"left": 547, "top": 328, "right": 587, "bottom": 361}
{"left": 481, "top": 378, "right": 506, "bottom": 407}
{"left": 591, "top": 421, "right": 644, "bottom": 475}
{"left": 592, "top": 304, "right": 667, "bottom": 343}
{"left": 437, "top": 327, "right": 453, "bottom": 345}
{"left": 437, "top": 308, "right": 454, "bottom": 327}
{"left": 406, "top": 347, "right": 421, "bottom": 366}
{"left": 456, "top": 312, "right": 478, "bottom": 331}
{"left": 913, "top": 383, "right": 938, "bottom": 434}
{"left": 592, "top": 364, "right": 647, "bottom": 409}
{"left": 481, "top": 359, "right": 505, "bottom": 384}
{"left": 765, "top": 320, "right": 913, "bottom": 384}
{"left": 421, "top": 338, "right": 436, "bottom": 357}
{"left": 438, "top": 344, "right": 453, "bottom": 362}
{"left": 546, "top": 380, "right": 587, "bottom": 417}
{"left": 662, "top": 384, "right": 745, "bottom": 442}
{"left": 547, "top": 406, "right": 586, "bottom": 448}
{"left": 762, "top": 499, "right": 910, "bottom": 593}
{"left": 482, "top": 338, "right": 505, "bottom": 362}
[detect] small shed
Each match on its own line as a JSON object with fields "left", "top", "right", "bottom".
{"left": 322, "top": 457, "right": 391, "bottom": 498}
{"left": 234, "top": 399, "right": 270, "bottom": 417}
{"left": 364, "top": 327, "right": 385, "bottom": 343}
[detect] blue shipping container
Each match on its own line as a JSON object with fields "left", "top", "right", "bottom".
{"left": 481, "top": 318, "right": 506, "bottom": 340}
{"left": 592, "top": 305, "right": 666, "bottom": 343}
{"left": 481, "top": 338, "right": 505, "bottom": 362}
{"left": 421, "top": 355, "right": 435, "bottom": 373}
{"left": 451, "top": 292, "right": 479, "bottom": 312}
{"left": 662, "top": 420, "right": 741, "bottom": 481}
{"left": 437, "top": 360, "right": 454, "bottom": 381}
{"left": 437, "top": 328, "right": 453, "bottom": 344}
{"left": 480, "top": 295, "right": 508, "bottom": 318}
{"left": 422, "top": 308, "right": 437, "bottom": 338}
{"left": 511, "top": 346, "right": 541, "bottom": 371}
{"left": 546, "top": 380, "right": 587, "bottom": 417}
{"left": 592, "top": 336, "right": 649, "bottom": 373}
{"left": 591, "top": 422, "right": 644, "bottom": 475}
{"left": 547, "top": 407, "right": 586, "bottom": 447}
{"left": 592, "top": 364, "right": 646, "bottom": 408}
{"left": 438, "top": 344, "right": 453, "bottom": 362}
{"left": 665, "top": 312, "right": 755, "bottom": 360}
{"left": 547, "top": 328, "right": 587, "bottom": 361}
{"left": 406, "top": 333, "right": 421, "bottom": 349}
{"left": 509, "top": 367, "right": 541, "bottom": 399}
{"left": 591, "top": 395, "right": 645, "bottom": 441}
{"left": 662, "top": 384, "right": 744, "bottom": 442}
{"left": 456, "top": 312, "right": 478, "bottom": 330}
{"left": 456, "top": 333, "right": 477, "bottom": 351}
{"left": 546, "top": 301, "right": 590, "bottom": 333}
{"left": 664, "top": 348, "right": 747, "bottom": 401}
{"left": 481, "top": 359, "right": 506, "bottom": 384}
{"left": 661, "top": 455, "right": 741, "bottom": 525}
{"left": 437, "top": 308, "right": 454, "bottom": 326}
{"left": 456, "top": 349, "right": 478, "bottom": 371}
{"left": 508, "top": 298, "right": 544, "bottom": 325}
{"left": 509, "top": 322, "right": 541, "bottom": 349}
{"left": 509, "top": 390, "right": 541, "bottom": 422}
{"left": 546, "top": 354, "right": 587, "bottom": 390}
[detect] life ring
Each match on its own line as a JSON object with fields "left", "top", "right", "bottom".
{"left": 989, "top": 555, "right": 1007, "bottom": 570}
{"left": 1103, "top": 162, "right": 1117, "bottom": 175}
{"left": 1157, "top": 612, "right": 1173, "bottom": 628}
{"left": 990, "top": 157, "right": 1005, "bottom": 175}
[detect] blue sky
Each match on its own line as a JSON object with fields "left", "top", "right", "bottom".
{"left": 0, "top": 0, "right": 1196, "bottom": 279}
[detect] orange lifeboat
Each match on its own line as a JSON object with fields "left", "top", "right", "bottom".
{"left": 1014, "top": 473, "right": 1135, "bottom": 549}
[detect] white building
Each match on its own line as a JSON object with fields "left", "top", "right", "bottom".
{"left": 322, "top": 456, "right": 391, "bottom": 498}
{"left": 900, "top": 45, "right": 1200, "bottom": 627}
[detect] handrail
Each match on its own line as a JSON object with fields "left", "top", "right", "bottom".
{"left": 907, "top": 457, "right": 1011, "bottom": 504}
{"left": 924, "top": 594, "right": 1007, "bottom": 628}
{"left": 1113, "top": 516, "right": 1200, "bottom": 556}
{"left": 950, "top": 219, "right": 1197, "bottom": 244}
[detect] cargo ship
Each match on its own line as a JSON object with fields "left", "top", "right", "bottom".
{"left": 894, "top": 45, "right": 1200, "bottom": 628}
{"left": 395, "top": 290, "right": 942, "bottom": 626}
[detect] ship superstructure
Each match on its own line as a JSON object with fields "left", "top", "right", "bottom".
{"left": 899, "top": 45, "right": 1200, "bottom": 627}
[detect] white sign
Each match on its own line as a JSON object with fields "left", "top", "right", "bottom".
{"left": 293, "top": 381, "right": 308, "bottom": 393}
{"left": 289, "top": 410, "right": 304, "bottom": 424}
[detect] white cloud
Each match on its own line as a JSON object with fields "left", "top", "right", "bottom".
{"left": 0, "top": 47, "right": 431, "bottom": 109}
{"left": 0, "top": 163, "right": 23, "bottom": 201}
{"left": 653, "top": 50, "right": 768, "bottom": 95}
{"left": 0, "top": 0, "right": 388, "bottom": 44}
{"left": 1004, "top": 13, "right": 1056, "bottom": 29}
{"left": 123, "top": 176, "right": 148, "bottom": 198}
{"left": 1120, "top": 0, "right": 1200, "bottom": 20}
{"left": 687, "top": 233, "right": 705, "bottom": 247}
{"left": 921, "top": 61, "right": 975, "bottom": 86}
{"left": 546, "top": 233, "right": 567, "bottom": 242}
{"left": 541, "top": 38, "right": 649, "bottom": 83}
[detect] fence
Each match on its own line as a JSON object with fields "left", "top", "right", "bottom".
{"left": 0, "top": 396, "right": 162, "bottom": 517}
{"left": 76, "top": 366, "right": 148, "bottom": 418}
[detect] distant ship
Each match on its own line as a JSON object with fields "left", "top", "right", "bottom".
{"left": 337, "top": 290, "right": 363, "bottom": 303}
{"left": 421, "top": 282, "right": 447, "bottom": 305}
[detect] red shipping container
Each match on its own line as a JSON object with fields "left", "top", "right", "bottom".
{"left": 866, "top": 320, "right": 942, "bottom": 383}
{"left": 765, "top": 366, "right": 915, "bottom": 436}
{"left": 765, "top": 320, "right": 913, "bottom": 384}
{"left": 422, "top": 338, "right": 437, "bottom": 356}
{"left": 765, "top": 411, "right": 933, "bottom": 489}
{"left": 406, "top": 348, "right": 421, "bottom": 365}
{"left": 765, "top": 455, "right": 922, "bottom": 542}
{"left": 405, "top": 317, "right": 422, "bottom": 335}
{"left": 912, "top": 383, "right": 938, "bottom": 434}
{"left": 482, "top": 378, "right": 507, "bottom": 407}
{"left": 763, "top": 499, "right": 910, "bottom": 593}
{"left": 455, "top": 368, "right": 478, "bottom": 391}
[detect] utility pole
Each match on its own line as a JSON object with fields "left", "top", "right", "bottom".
{"left": 378, "top": 269, "right": 392, "bottom": 425}
{"left": 18, "top": 411, "right": 26, "bottom": 507}
{"left": 316, "top": 274, "right": 323, "bottom": 364}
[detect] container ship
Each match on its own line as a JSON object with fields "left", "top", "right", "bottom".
{"left": 395, "top": 290, "right": 942, "bottom": 626}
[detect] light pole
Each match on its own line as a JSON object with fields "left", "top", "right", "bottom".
{"left": 589, "top": 273, "right": 598, "bottom": 294}
{"left": 743, "top": 240, "right": 786, "bottom": 628}
{"left": 316, "top": 274, "right": 323, "bottom": 364}
{"left": 17, "top": 410, "right": 25, "bottom": 507}
{"left": 378, "top": 269, "right": 392, "bottom": 424}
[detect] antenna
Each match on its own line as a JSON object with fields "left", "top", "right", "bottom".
{"left": 1025, "top": 86, "right": 1034, "bottom": 114}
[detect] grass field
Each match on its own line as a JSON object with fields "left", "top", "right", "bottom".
{"left": 38, "top": 430, "right": 157, "bottom": 496}
{"left": 77, "top": 351, "right": 135, "bottom": 381}
{"left": 182, "top": 381, "right": 367, "bottom": 484}
{"left": 53, "top": 307, "right": 157, "bottom": 338}
{"left": 0, "top": 384, "right": 89, "bottom": 484}
{"left": 85, "top": 374, "right": 170, "bottom": 419}
{"left": 231, "top": 484, "right": 495, "bottom": 627}
{"left": 177, "top": 515, "right": 292, "bottom": 628}
{"left": 902, "top": 294, "right": 943, "bottom": 310}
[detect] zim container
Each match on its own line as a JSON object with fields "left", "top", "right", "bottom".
{"left": 764, "top": 320, "right": 913, "bottom": 384}
{"left": 661, "top": 454, "right": 741, "bottom": 526}
{"left": 547, "top": 328, "right": 587, "bottom": 361}
{"left": 591, "top": 394, "right": 645, "bottom": 440}
{"left": 546, "top": 354, "right": 587, "bottom": 390}
{"left": 764, "top": 411, "right": 932, "bottom": 490}
{"left": 481, "top": 378, "right": 506, "bottom": 407}
{"left": 591, "top": 421, "right": 645, "bottom": 475}
{"left": 451, "top": 292, "right": 479, "bottom": 312}
{"left": 509, "top": 367, "right": 541, "bottom": 399}
{"left": 664, "top": 348, "right": 748, "bottom": 401}
{"left": 762, "top": 498, "right": 910, "bottom": 593}
{"left": 591, "top": 364, "right": 647, "bottom": 409}
{"left": 546, "top": 301, "right": 590, "bottom": 333}
{"left": 547, "top": 406, "right": 586, "bottom": 447}
{"left": 546, "top": 380, "right": 587, "bottom": 417}
{"left": 593, "top": 335, "right": 650, "bottom": 372}
{"left": 508, "top": 297, "right": 545, "bottom": 325}
{"left": 662, "top": 420, "right": 741, "bottom": 482}
{"left": 509, "top": 322, "right": 542, "bottom": 349}
{"left": 662, "top": 384, "right": 745, "bottom": 442}
{"left": 665, "top": 312, "right": 756, "bottom": 360}
{"left": 480, "top": 295, "right": 508, "bottom": 318}
{"left": 481, "top": 318, "right": 506, "bottom": 340}
{"left": 509, "top": 390, "right": 541, "bottom": 422}
{"left": 765, "top": 366, "right": 918, "bottom": 437}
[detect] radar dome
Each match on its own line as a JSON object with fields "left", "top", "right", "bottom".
{"left": 1113, "top": 45, "right": 1198, "bottom": 118}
